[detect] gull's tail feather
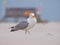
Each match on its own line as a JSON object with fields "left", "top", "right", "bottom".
{"left": 10, "top": 30, "right": 16, "bottom": 32}
{"left": 10, "top": 26, "right": 14, "bottom": 28}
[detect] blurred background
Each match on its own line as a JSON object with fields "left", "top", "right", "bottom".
{"left": 0, "top": 0, "right": 60, "bottom": 22}
{"left": 0, "top": 0, "right": 60, "bottom": 45}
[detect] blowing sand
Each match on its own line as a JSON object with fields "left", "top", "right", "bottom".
{"left": 0, "top": 22, "right": 60, "bottom": 45}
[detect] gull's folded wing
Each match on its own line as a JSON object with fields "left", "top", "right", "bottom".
{"left": 15, "top": 21, "right": 29, "bottom": 30}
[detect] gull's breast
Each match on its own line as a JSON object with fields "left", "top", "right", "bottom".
{"left": 26, "top": 18, "right": 37, "bottom": 30}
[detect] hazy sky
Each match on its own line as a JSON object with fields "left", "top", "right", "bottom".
{"left": 0, "top": 0, "right": 60, "bottom": 21}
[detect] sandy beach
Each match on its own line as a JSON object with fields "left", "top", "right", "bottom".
{"left": 0, "top": 22, "right": 60, "bottom": 45}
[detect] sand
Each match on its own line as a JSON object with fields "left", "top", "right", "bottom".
{"left": 0, "top": 22, "right": 60, "bottom": 45}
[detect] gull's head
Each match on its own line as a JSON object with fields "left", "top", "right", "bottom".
{"left": 24, "top": 11, "right": 37, "bottom": 23}
{"left": 29, "top": 13, "right": 35, "bottom": 18}
{"left": 24, "top": 11, "right": 36, "bottom": 18}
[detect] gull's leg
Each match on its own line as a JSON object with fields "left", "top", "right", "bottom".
{"left": 25, "top": 30, "right": 28, "bottom": 34}
{"left": 27, "top": 30, "right": 30, "bottom": 35}
{"left": 25, "top": 30, "right": 30, "bottom": 35}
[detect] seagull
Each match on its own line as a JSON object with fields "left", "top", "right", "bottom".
{"left": 10, "top": 12, "right": 37, "bottom": 34}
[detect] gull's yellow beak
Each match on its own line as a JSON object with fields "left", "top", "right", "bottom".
{"left": 32, "top": 16, "right": 35, "bottom": 18}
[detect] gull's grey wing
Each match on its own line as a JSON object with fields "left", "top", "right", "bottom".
{"left": 14, "top": 21, "right": 29, "bottom": 30}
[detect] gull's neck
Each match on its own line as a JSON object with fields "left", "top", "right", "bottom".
{"left": 27, "top": 17, "right": 37, "bottom": 23}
